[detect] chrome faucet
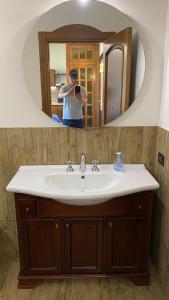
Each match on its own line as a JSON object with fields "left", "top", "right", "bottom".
{"left": 80, "top": 153, "right": 86, "bottom": 173}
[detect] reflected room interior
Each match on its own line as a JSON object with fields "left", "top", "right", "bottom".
{"left": 40, "top": 25, "right": 145, "bottom": 128}
{"left": 34, "top": 0, "right": 146, "bottom": 129}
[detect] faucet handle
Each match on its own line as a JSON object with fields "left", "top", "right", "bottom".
{"left": 91, "top": 160, "right": 100, "bottom": 172}
{"left": 65, "top": 160, "right": 74, "bottom": 172}
{"left": 65, "top": 160, "right": 74, "bottom": 164}
{"left": 91, "top": 160, "right": 99, "bottom": 165}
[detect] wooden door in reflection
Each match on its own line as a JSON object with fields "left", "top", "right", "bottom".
{"left": 66, "top": 43, "right": 99, "bottom": 127}
{"left": 103, "top": 27, "right": 132, "bottom": 124}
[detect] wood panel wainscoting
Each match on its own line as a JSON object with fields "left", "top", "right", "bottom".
{"left": 0, "top": 126, "right": 157, "bottom": 268}
{"left": 14, "top": 190, "right": 153, "bottom": 288}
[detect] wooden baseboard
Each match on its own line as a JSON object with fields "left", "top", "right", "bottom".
{"left": 18, "top": 271, "right": 149, "bottom": 289}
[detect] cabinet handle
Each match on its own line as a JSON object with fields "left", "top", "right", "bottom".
{"left": 65, "top": 223, "right": 69, "bottom": 228}
{"left": 109, "top": 222, "right": 113, "bottom": 228}
{"left": 25, "top": 207, "right": 30, "bottom": 212}
{"left": 55, "top": 224, "right": 58, "bottom": 229}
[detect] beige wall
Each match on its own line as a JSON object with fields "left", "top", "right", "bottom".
{"left": 151, "top": 127, "right": 169, "bottom": 299}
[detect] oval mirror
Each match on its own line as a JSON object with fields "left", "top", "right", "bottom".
{"left": 23, "top": 0, "right": 145, "bottom": 128}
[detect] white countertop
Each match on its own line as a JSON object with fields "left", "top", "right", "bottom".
{"left": 6, "top": 164, "right": 159, "bottom": 206}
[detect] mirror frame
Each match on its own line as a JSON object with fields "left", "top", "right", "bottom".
{"left": 38, "top": 24, "right": 114, "bottom": 117}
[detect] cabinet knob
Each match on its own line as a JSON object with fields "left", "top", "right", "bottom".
{"left": 65, "top": 223, "right": 69, "bottom": 228}
{"left": 138, "top": 205, "right": 142, "bottom": 210}
{"left": 109, "top": 222, "right": 113, "bottom": 228}
{"left": 25, "top": 207, "right": 30, "bottom": 212}
{"left": 55, "top": 224, "right": 58, "bottom": 229}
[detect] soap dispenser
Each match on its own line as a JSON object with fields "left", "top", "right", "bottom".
{"left": 113, "top": 152, "right": 123, "bottom": 171}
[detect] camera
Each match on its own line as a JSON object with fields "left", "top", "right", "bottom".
{"left": 75, "top": 85, "right": 80, "bottom": 94}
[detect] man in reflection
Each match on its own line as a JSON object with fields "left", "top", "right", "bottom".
{"left": 58, "top": 69, "right": 87, "bottom": 128}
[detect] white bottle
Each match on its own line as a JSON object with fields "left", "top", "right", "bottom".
{"left": 113, "top": 152, "right": 123, "bottom": 171}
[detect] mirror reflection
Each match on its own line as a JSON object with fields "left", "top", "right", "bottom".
{"left": 50, "top": 41, "right": 99, "bottom": 128}
{"left": 48, "top": 26, "right": 145, "bottom": 128}
{"left": 23, "top": 0, "right": 146, "bottom": 128}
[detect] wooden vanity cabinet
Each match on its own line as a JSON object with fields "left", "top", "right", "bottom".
{"left": 14, "top": 191, "right": 152, "bottom": 288}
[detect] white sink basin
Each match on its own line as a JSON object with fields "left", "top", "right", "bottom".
{"left": 6, "top": 164, "right": 159, "bottom": 206}
{"left": 45, "top": 172, "right": 122, "bottom": 192}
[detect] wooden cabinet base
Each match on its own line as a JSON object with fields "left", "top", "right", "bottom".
{"left": 18, "top": 271, "right": 150, "bottom": 289}
{"left": 15, "top": 191, "right": 153, "bottom": 289}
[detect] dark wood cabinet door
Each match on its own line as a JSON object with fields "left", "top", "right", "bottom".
{"left": 64, "top": 218, "right": 103, "bottom": 274}
{"left": 106, "top": 218, "right": 147, "bottom": 273}
{"left": 19, "top": 219, "right": 62, "bottom": 275}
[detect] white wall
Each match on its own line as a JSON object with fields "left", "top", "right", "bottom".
{"left": 0, "top": 0, "right": 167, "bottom": 127}
{"left": 159, "top": 0, "right": 169, "bottom": 130}
{"left": 49, "top": 43, "right": 66, "bottom": 72}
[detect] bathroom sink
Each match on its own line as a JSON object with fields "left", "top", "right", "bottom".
{"left": 6, "top": 164, "right": 159, "bottom": 205}
{"left": 45, "top": 172, "right": 121, "bottom": 192}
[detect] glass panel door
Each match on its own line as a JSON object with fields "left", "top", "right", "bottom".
{"left": 66, "top": 43, "right": 99, "bottom": 127}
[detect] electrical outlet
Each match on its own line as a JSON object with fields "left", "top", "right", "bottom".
{"left": 158, "top": 152, "right": 165, "bottom": 166}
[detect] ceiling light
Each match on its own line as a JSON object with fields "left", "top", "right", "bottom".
{"left": 78, "top": 0, "right": 90, "bottom": 5}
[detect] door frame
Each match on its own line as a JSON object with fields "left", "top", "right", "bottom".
{"left": 38, "top": 24, "right": 114, "bottom": 117}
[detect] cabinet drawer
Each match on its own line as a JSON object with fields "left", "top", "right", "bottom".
{"left": 15, "top": 198, "right": 37, "bottom": 218}
{"left": 38, "top": 196, "right": 131, "bottom": 218}
{"left": 130, "top": 191, "right": 152, "bottom": 217}
{"left": 132, "top": 198, "right": 147, "bottom": 216}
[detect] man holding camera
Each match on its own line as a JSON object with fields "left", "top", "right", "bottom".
{"left": 58, "top": 69, "right": 87, "bottom": 128}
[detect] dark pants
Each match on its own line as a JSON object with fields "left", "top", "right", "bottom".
{"left": 62, "top": 119, "right": 84, "bottom": 128}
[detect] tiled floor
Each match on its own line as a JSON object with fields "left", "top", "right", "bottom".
{"left": 0, "top": 260, "right": 167, "bottom": 300}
